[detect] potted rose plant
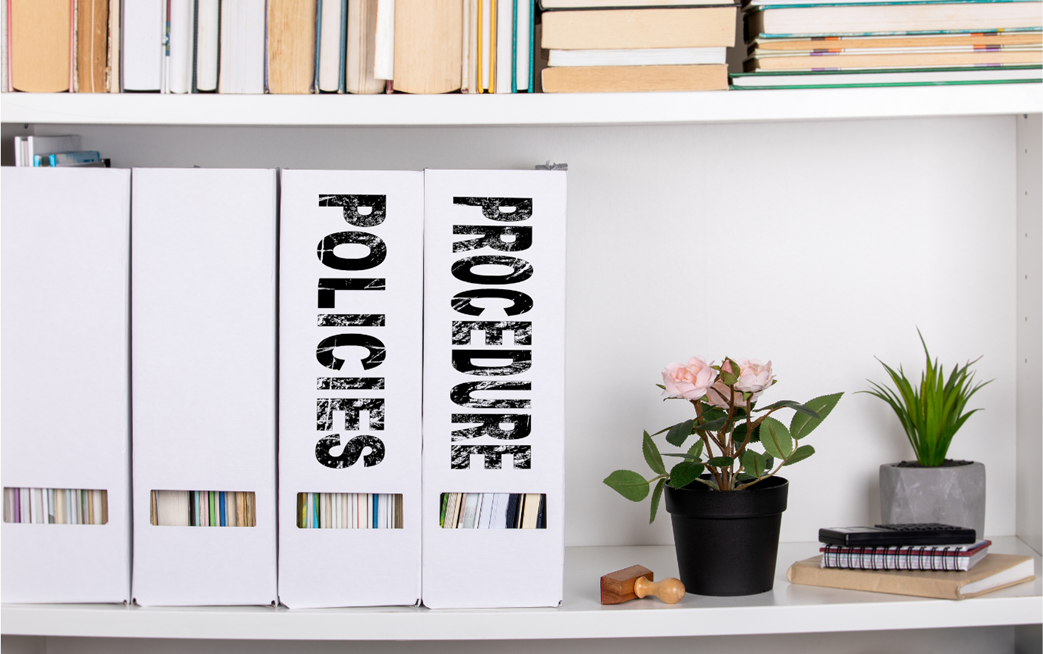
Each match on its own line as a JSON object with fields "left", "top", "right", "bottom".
{"left": 865, "top": 332, "right": 991, "bottom": 537}
{"left": 605, "top": 355, "right": 842, "bottom": 597}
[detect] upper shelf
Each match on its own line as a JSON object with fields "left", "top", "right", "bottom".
{"left": 1, "top": 84, "right": 1040, "bottom": 127}
{"left": 2, "top": 538, "right": 1040, "bottom": 641}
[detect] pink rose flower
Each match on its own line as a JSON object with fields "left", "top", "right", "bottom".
{"left": 705, "top": 380, "right": 759, "bottom": 409}
{"left": 662, "top": 356, "right": 717, "bottom": 401}
{"left": 734, "top": 358, "right": 774, "bottom": 394}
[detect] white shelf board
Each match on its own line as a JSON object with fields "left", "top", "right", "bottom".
{"left": 2, "top": 537, "right": 1040, "bottom": 641}
{"left": 1, "top": 85, "right": 1040, "bottom": 127}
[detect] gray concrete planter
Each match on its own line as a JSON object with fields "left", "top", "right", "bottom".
{"left": 879, "top": 461, "right": 986, "bottom": 538}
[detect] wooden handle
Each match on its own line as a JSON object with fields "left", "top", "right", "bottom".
{"left": 633, "top": 575, "right": 685, "bottom": 604}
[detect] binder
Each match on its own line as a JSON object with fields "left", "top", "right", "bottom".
{"left": 1, "top": 168, "right": 131, "bottom": 603}
{"left": 421, "top": 169, "right": 567, "bottom": 608}
{"left": 278, "top": 170, "right": 424, "bottom": 608}
{"left": 131, "top": 168, "right": 278, "bottom": 606}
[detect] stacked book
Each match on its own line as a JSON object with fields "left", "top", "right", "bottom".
{"left": 788, "top": 524, "right": 1036, "bottom": 601}
{"left": 539, "top": 0, "right": 738, "bottom": 92}
{"left": 2, "top": 0, "right": 535, "bottom": 94}
{"left": 11, "top": 135, "right": 110, "bottom": 168}
{"left": 734, "top": 0, "right": 1043, "bottom": 88}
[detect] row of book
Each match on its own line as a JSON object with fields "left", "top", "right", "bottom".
{"left": 440, "top": 492, "right": 547, "bottom": 529}
{"left": 734, "top": 0, "right": 1042, "bottom": 89}
{"left": 3, "top": 488, "right": 108, "bottom": 525}
{"left": 151, "top": 490, "right": 258, "bottom": 527}
{"left": 2, "top": 165, "right": 566, "bottom": 609}
{"left": 296, "top": 493, "right": 404, "bottom": 529}
{"left": 12, "top": 134, "right": 109, "bottom": 167}
{"left": 1, "top": 0, "right": 536, "bottom": 94}
{"left": 540, "top": 4, "right": 736, "bottom": 93}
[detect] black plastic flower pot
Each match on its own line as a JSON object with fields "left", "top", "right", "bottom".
{"left": 664, "top": 476, "right": 789, "bottom": 596}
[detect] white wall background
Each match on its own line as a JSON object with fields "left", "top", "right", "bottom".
{"left": 29, "top": 115, "right": 1019, "bottom": 548}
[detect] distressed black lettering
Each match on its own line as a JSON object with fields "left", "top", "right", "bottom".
{"left": 317, "top": 232, "right": 387, "bottom": 271}
{"left": 453, "top": 197, "right": 533, "bottom": 222}
{"left": 450, "top": 381, "right": 532, "bottom": 409}
{"left": 316, "top": 333, "right": 385, "bottom": 370}
{"left": 317, "top": 278, "right": 385, "bottom": 308}
{"left": 318, "top": 194, "right": 387, "bottom": 227}
{"left": 451, "top": 255, "right": 533, "bottom": 285}
{"left": 453, "top": 225, "right": 533, "bottom": 253}
{"left": 451, "top": 289, "right": 533, "bottom": 316}
{"left": 316, "top": 434, "right": 385, "bottom": 469}
{"left": 452, "top": 321, "right": 532, "bottom": 346}
{"left": 451, "top": 414, "right": 532, "bottom": 441}
{"left": 451, "top": 445, "right": 531, "bottom": 469}
{"left": 316, "top": 398, "right": 385, "bottom": 431}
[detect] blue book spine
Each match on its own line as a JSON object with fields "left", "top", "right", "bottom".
{"left": 49, "top": 151, "right": 101, "bottom": 166}
{"left": 511, "top": 0, "right": 518, "bottom": 93}
{"left": 528, "top": 0, "right": 535, "bottom": 92}
{"left": 219, "top": 491, "right": 226, "bottom": 526}
{"left": 338, "top": 0, "right": 348, "bottom": 93}
{"left": 373, "top": 494, "right": 379, "bottom": 528}
{"left": 312, "top": 0, "right": 323, "bottom": 92}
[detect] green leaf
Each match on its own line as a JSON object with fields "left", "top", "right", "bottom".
{"left": 783, "top": 444, "right": 816, "bottom": 466}
{"left": 663, "top": 440, "right": 705, "bottom": 462}
{"left": 736, "top": 472, "right": 757, "bottom": 482}
{"left": 790, "top": 393, "right": 843, "bottom": 440}
{"left": 669, "top": 460, "right": 705, "bottom": 489}
{"left": 764, "top": 455, "right": 775, "bottom": 471}
{"left": 719, "top": 368, "right": 738, "bottom": 386}
{"left": 741, "top": 450, "right": 767, "bottom": 477}
{"left": 665, "top": 419, "right": 696, "bottom": 448}
{"left": 754, "top": 400, "right": 820, "bottom": 419}
{"left": 695, "top": 416, "right": 730, "bottom": 433}
{"left": 642, "top": 431, "right": 666, "bottom": 475}
{"left": 649, "top": 478, "right": 666, "bottom": 524}
{"left": 759, "top": 417, "right": 794, "bottom": 459}
{"left": 707, "top": 456, "right": 735, "bottom": 468}
{"left": 603, "top": 470, "right": 650, "bottom": 502}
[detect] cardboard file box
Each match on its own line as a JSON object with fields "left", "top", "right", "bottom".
{"left": 422, "top": 169, "right": 567, "bottom": 608}
{"left": 1, "top": 168, "right": 132, "bottom": 603}
{"left": 131, "top": 168, "right": 278, "bottom": 606}
{"left": 278, "top": 170, "right": 424, "bottom": 608}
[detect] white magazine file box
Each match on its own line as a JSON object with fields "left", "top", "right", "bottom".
{"left": 422, "top": 169, "right": 567, "bottom": 609}
{"left": 1, "top": 168, "right": 132, "bottom": 603}
{"left": 131, "top": 168, "right": 278, "bottom": 606}
{"left": 278, "top": 170, "right": 424, "bottom": 608}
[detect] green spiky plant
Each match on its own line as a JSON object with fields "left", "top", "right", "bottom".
{"left": 864, "top": 331, "right": 991, "bottom": 467}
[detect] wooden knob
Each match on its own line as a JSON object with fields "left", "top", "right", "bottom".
{"left": 633, "top": 575, "right": 685, "bottom": 604}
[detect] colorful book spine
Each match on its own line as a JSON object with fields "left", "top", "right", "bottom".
{"left": 820, "top": 540, "right": 991, "bottom": 571}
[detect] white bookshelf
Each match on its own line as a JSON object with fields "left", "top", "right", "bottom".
{"left": 2, "top": 538, "right": 1040, "bottom": 641}
{"left": 0, "top": 85, "right": 1039, "bottom": 126}
{"left": 0, "top": 90, "right": 1040, "bottom": 653}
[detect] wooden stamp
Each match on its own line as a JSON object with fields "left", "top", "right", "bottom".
{"left": 601, "top": 564, "right": 685, "bottom": 605}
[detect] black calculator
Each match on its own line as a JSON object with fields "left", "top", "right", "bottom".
{"left": 818, "top": 523, "right": 977, "bottom": 546}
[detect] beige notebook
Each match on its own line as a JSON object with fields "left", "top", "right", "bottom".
{"left": 787, "top": 553, "right": 1036, "bottom": 600}
{"left": 267, "top": 0, "right": 317, "bottom": 94}
{"left": 542, "top": 64, "right": 727, "bottom": 93}
{"left": 393, "top": 0, "right": 463, "bottom": 93}
{"left": 11, "top": 0, "right": 70, "bottom": 92}
{"left": 541, "top": 7, "right": 736, "bottom": 50}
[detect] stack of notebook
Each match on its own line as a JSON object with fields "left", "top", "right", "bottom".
{"left": 539, "top": 0, "right": 738, "bottom": 92}
{"left": 735, "top": 0, "right": 1042, "bottom": 88}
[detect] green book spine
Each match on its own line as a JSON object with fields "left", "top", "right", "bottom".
{"left": 440, "top": 493, "right": 448, "bottom": 527}
{"left": 209, "top": 491, "right": 216, "bottom": 526}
